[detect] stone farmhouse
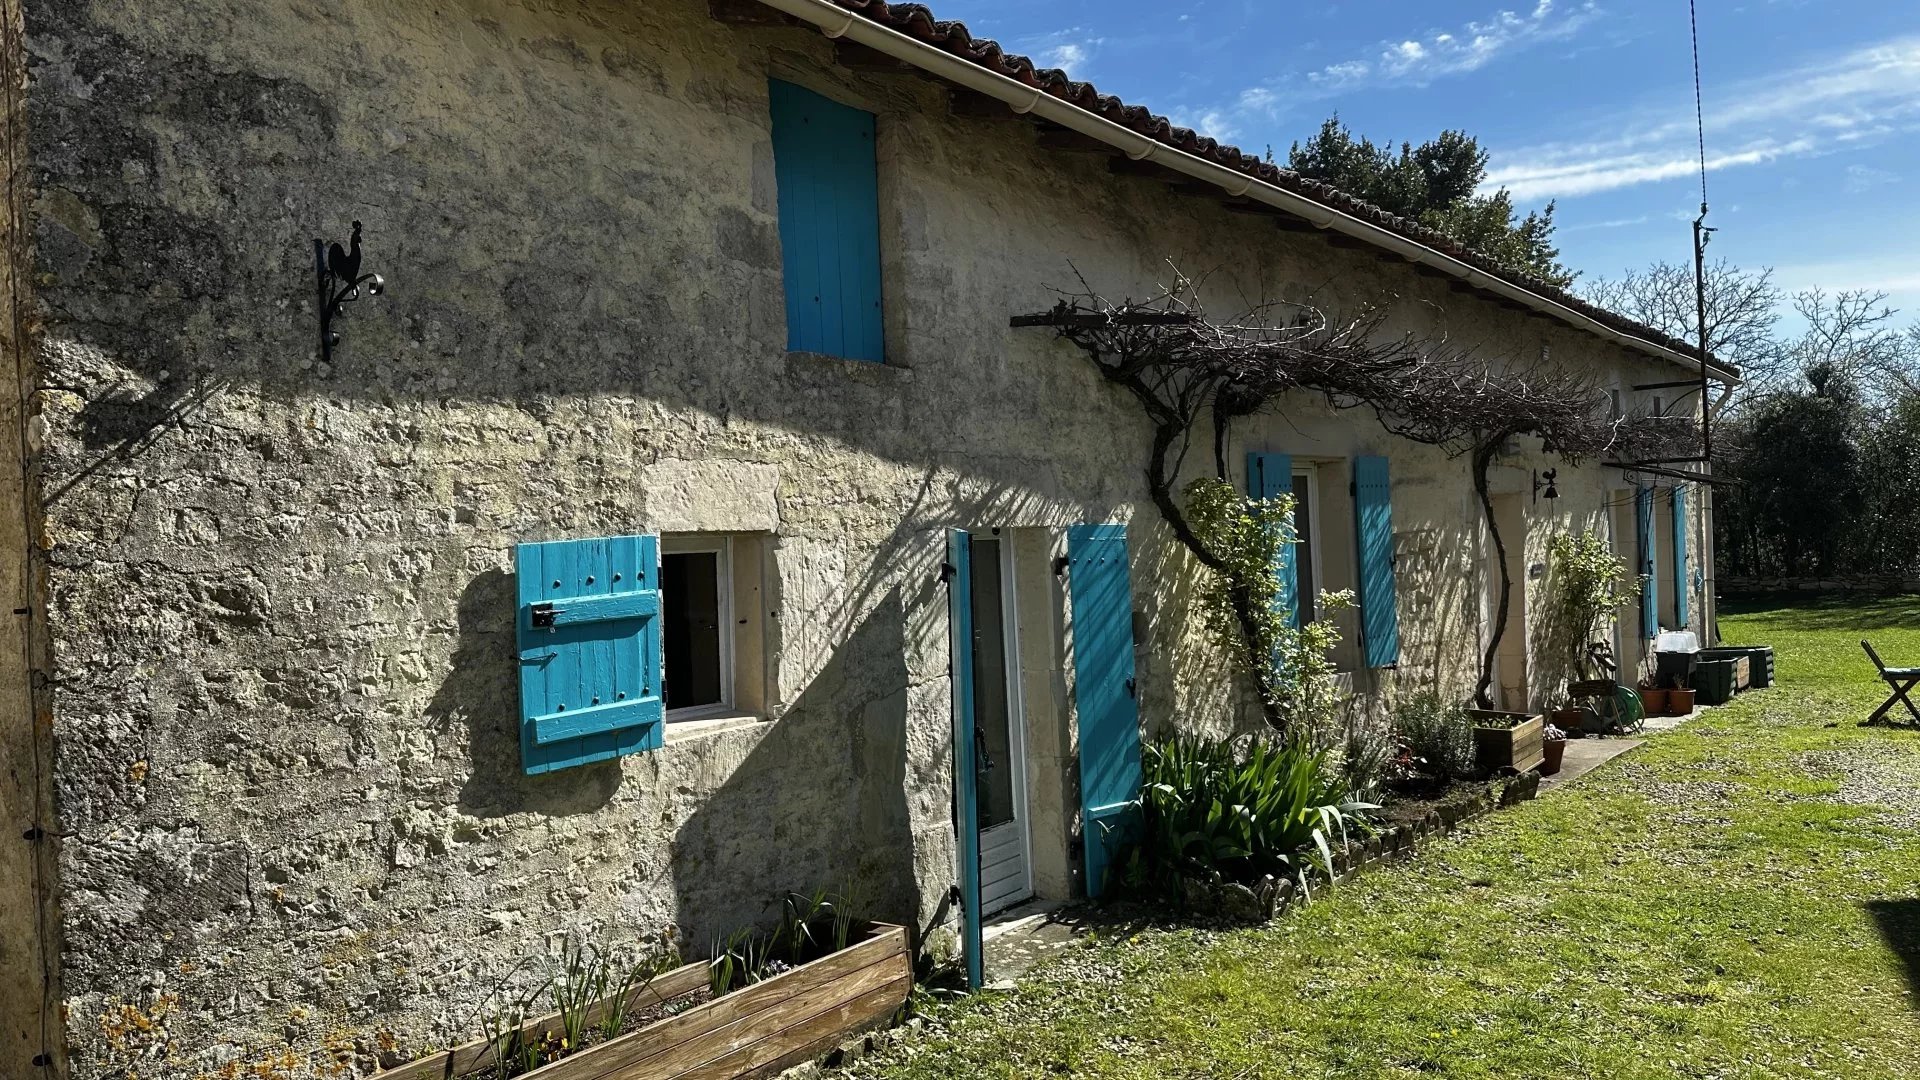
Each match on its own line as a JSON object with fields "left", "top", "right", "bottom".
{"left": 0, "top": 0, "right": 1735, "bottom": 1076}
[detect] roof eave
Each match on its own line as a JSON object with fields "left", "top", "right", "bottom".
{"left": 745, "top": 0, "right": 1743, "bottom": 386}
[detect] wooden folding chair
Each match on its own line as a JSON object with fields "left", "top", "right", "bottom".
{"left": 1861, "top": 640, "right": 1920, "bottom": 726}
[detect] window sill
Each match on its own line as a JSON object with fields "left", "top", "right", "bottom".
{"left": 784, "top": 350, "right": 914, "bottom": 382}
{"left": 665, "top": 710, "right": 770, "bottom": 745}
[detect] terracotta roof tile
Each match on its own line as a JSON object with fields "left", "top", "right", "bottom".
{"left": 811, "top": 0, "right": 1730, "bottom": 375}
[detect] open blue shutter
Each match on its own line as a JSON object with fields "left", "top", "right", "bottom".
{"left": 1636, "top": 486, "right": 1658, "bottom": 639}
{"left": 1353, "top": 456, "right": 1402, "bottom": 668}
{"left": 1671, "top": 487, "right": 1690, "bottom": 628}
{"left": 1245, "top": 452, "right": 1299, "bottom": 630}
{"left": 945, "top": 530, "right": 983, "bottom": 989}
{"left": 516, "top": 535, "right": 665, "bottom": 774}
{"left": 768, "top": 80, "right": 884, "bottom": 363}
{"left": 1067, "top": 524, "right": 1142, "bottom": 900}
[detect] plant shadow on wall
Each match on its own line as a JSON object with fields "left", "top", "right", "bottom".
{"left": 432, "top": 568, "right": 625, "bottom": 818}
{"left": 1529, "top": 530, "right": 1639, "bottom": 707}
{"left": 670, "top": 587, "right": 919, "bottom": 952}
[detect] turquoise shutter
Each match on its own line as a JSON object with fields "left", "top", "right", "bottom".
{"left": 768, "top": 80, "right": 885, "bottom": 363}
{"left": 1353, "top": 456, "right": 1402, "bottom": 668}
{"left": 945, "top": 529, "right": 983, "bottom": 990}
{"left": 1636, "top": 487, "right": 1658, "bottom": 639}
{"left": 1067, "top": 524, "right": 1143, "bottom": 900}
{"left": 1245, "top": 452, "right": 1298, "bottom": 630}
{"left": 1671, "top": 487, "right": 1690, "bottom": 628}
{"left": 515, "top": 535, "right": 665, "bottom": 774}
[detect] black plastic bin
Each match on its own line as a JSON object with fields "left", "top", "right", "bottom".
{"left": 1694, "top": 659, "right": 1738, "bottom": 706}
{"left": 1654, "top": 649, "right": 1699, "bottom": 688}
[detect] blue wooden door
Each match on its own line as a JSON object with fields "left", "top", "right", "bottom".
{"left": 946, "top": 529, "right": 984, "bottom": 989}
{"left": 1636, "top": 487, "right": 1658, "bottom": 640}
{"left": 1067, "top": 524, "right": 1142, "bottom": 899}
{"left": 1246, "top": 452, "right": 1298, "bottom": 630}
{"left": 1353, "top": 456, "right": 1402, "bottom": 668}
{"left": 515, "top": 535, "right": 664, "bottom": 774}
{"left": 1671, "top": 487, "right": 1690, "bottom": 628}
{"left": 768, "top": 80, "right": 885, "bottom": 363}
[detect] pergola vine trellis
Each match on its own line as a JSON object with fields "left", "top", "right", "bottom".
{"left": 1011, "top": 270, "right": 1703, "bottom": 726}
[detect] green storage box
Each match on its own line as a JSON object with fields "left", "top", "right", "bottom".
{"left": 1694, "top": 659, "right": 1737, "bottom": 705}
{"left": 1733, "top": 645, "right": 1774, "bottom": 689}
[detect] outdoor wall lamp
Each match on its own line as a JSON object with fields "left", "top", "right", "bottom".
{"left": 314, "top": 221, "right": 386, "bottom": 364}
{"left": 1533, "top": 468, "right": 1559, "bottom": 503}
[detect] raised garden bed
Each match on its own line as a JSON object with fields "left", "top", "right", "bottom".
{"left": 1465, "top": 710, "right": 1545, "bottom": 776}
{"left": 374, "top": 924, "right": 911, "bottom": 1080}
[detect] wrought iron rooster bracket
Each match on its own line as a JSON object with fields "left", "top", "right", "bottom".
{"left": 314, "top": 221, "right": 386, "bottom": 364}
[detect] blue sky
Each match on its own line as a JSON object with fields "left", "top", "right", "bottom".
{"left": 918, "top": 1, "right": 1920, "bottom": 318}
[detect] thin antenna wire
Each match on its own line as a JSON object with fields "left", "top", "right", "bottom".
{"left": 1689, "top": 0, "right": 1708, "bottom": 211}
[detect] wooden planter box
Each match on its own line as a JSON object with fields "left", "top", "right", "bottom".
{"left": 1465, "top": 710, "right": 1545, "bottom": 776}
{"left": 375, "top": 924, "right": 912, "bottom": 1080}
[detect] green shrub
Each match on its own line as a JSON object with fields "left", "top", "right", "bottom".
{"left": 1125, "top": 732, "right": 1373, "bottom": 896}
{"left": 1392, "top": 691, "right": 1476, "bottom": 780}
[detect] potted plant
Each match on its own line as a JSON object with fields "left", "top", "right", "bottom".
{"left": 1464, "top": 710, "right": 1546, "bottom": 776}
{"left": 1637, "top": 681, "right": 1669, "bottom": 716}
{"left": 1550, "top": 692, "right": 1585, "bottom": 736}
{"left": 1667, "top": 685, "right": 1696, "bottom": 716}
{"left": 1540, "top": 722, "right": 1567, "bottom": 776}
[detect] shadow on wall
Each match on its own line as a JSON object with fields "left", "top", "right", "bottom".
{"left": 670, "top": 587, "right": 919, "bottom": 952}
{"left": 1397, "top": 516, "right": 1486, "bottom": 706}
{"left": 1867, "top": 899, "right": 1920, "bottom": 1009}
{"left": 427, "top": 567, "right": 625, "bottom": 819}
{"left": 1133, "top": 514, "right": 1247, "bottom": 739}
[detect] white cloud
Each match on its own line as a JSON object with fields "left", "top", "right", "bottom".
{"left": 1564, "top": 214, "right": 1652, "bottom": 231}
{"left": 1482, "top": 36, "right": 1920, "bottom": 200}
{"left": 1844, "top": 163, "right": 1901, "bottom": 193}
{"left": 1043, "top": 42, "right": 1088, "bottom": 71}
{"left": 1487, "top": 138, "right": 1817, "bottom": 200}
{"left": 1022, "top": 28, "right": 1104, "bottom": 78}
{"left": 1233, "top": 2, "right": 1599, "bottom": 119}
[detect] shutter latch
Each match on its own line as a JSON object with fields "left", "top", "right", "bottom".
{"left": 531, "top": 602, "right": 564, "bottom": 629}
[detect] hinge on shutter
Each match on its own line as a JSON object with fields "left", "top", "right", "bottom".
{"left": 530, "top": 602, "right": 563, "bottom": 629}
{"left": 940, "top": 562, "right": 957, "bottom": 584}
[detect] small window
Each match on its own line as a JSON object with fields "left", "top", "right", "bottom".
{"left": 768, "top": 79, "right": 885, "bottom": 363}
{"left": 1291, "top": 471, "right": 1320, "bottom": 627}
{"left": 660, "top": 535, "right": 770, "bottom": 725}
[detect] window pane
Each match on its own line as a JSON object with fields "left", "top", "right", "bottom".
{"left": 1292, "top": 475, "right": 1316, "bottom": 625}
{"left": 969, "top": 537, "right": 1017, "bottom": 831}
{"left": 663, "top": 552, "right": 723, "bottom": 710}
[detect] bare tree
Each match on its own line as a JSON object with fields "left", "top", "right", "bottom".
{"left": 1783, "top": 288, "right": 1920, "bottom": 401}
{"left": 1583, "top": 258, "right": 1783, "bottom": 386}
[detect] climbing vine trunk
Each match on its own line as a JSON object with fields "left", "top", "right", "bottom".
{"left": 1472, "top": 439, "right": 1509, "bottom": 710}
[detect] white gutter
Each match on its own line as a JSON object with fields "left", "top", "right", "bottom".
{"left": 752, "top": 0, "right": 1742, "bottom": 385}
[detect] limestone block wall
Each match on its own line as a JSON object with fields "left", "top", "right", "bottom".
{"left": 17, "top": 0, "right": 1710, "bottom": 1076}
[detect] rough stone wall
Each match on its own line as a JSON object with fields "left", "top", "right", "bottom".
{"left": 20, "top": 0, "right": 1710, "bottom": 1076}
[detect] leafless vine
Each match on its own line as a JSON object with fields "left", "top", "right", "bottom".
{"left": 1015, "top": 267, "right": 1703, "bottom": 716}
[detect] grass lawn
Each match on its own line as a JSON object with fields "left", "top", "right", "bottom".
{"left": 852, "top": 595, "right": 1920, "bottom": 1079}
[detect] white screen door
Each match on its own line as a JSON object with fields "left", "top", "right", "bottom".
{"left": 968, "top": 535, "right": 1032, "bottom": 916}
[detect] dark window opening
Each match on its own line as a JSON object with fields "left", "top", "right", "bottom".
{"left": 1292, "top": 473, "right": 1317, "bottom": 626}
{"left": 663, "top": 551, "right": 724, "bottom": 711}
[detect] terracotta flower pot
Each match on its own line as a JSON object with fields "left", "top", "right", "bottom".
{"left": 1638, "top": 686, "right": 1669, "bottom": 715}
{"left": 1540, "top": 739, "right": 1566, "bottom": 776}
{"left": 1553, "top": 708, "right": 1585, "bottom": 735}
{"left": 1666, "top": 687, "right": 1696, "bottom": 716}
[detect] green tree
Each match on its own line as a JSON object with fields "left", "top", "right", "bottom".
{"left": 1287, "top": 115, "right": 1573, "bottom": 287}
{"left": 1718, "top": 365, "right": 1866, "bottom": 576}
